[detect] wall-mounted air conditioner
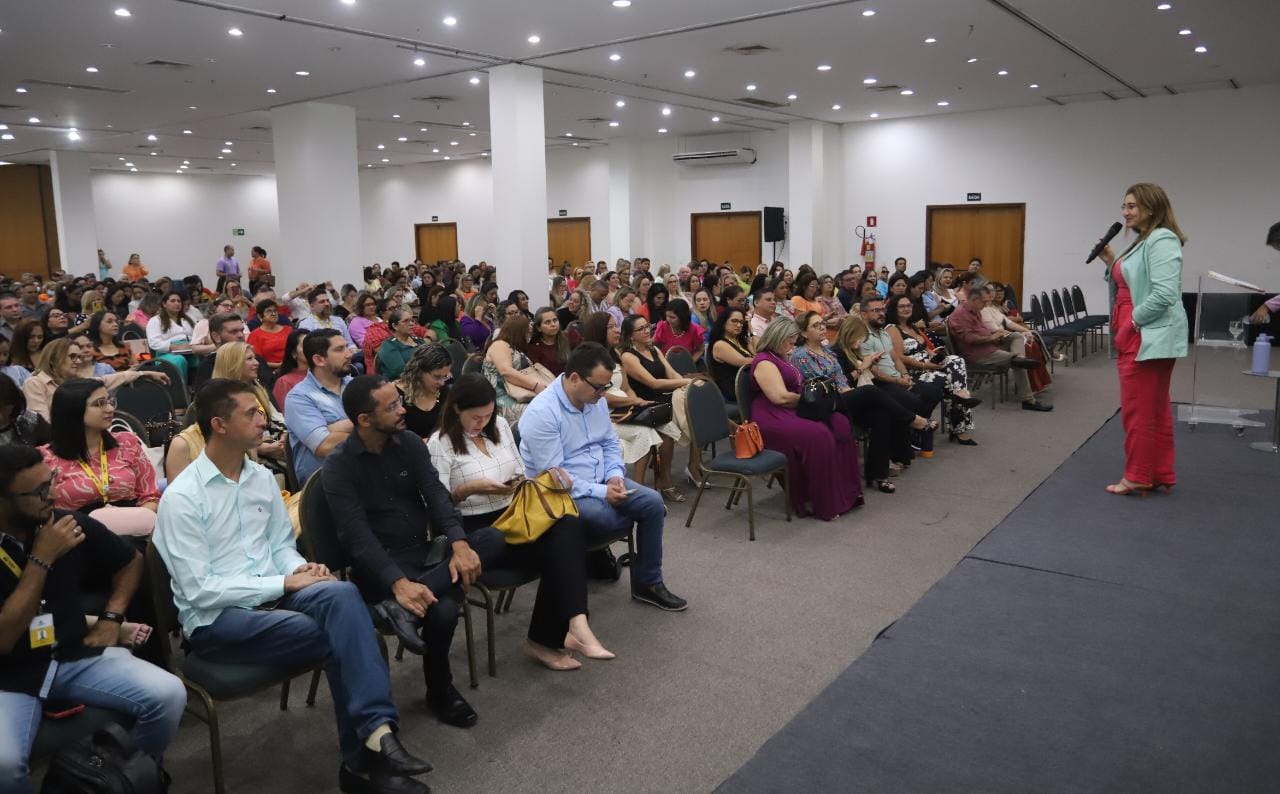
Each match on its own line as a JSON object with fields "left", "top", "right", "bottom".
{"left": 672, "top": 148, "right": 757, "bottom": 166}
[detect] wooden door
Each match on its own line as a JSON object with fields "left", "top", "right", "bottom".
{"left": 0, "top": 165, "right": 58, "bottom": 279}
{"left": 926, "top": 204, "right": 1026, "bottom": 303}
{"left": 548, "top": 218, "right": 591, "bottom": 270}
{"left": 691, "top": 211, "right": 762, "bottom": 271}
{"left": 414, "top": 222, "right": 458, "bottom": 265}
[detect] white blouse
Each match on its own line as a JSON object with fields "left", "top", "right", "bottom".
{"left": 145, "top": 315, "right": 194, "bottom": 353}
{"left": 427, "top": 416, "right": 522, "bottom": 516}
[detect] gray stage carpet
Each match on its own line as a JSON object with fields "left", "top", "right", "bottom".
{"left": 717, "top": 412, "right": 1280, "bottom": 793}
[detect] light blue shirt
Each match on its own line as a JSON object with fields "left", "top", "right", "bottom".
{"left": 875, "top": 280, "right": 889, "bottom": 299}
{"left": 153, "top": 452, "right": 306, "bottom": 636}
{"left": 284, "top": 370, "right": 351, "bottom": 484}
{"left": 299, "top": 313, "right": 356, "bottom": 350}
{"left": 921, "top": 291, "right": 938, "bottom": 314}
{"left": 518, "top": 375, "right": 625, "bottom": 501}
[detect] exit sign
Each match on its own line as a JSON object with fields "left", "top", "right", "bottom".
{"left": 558, "top": 209, "right": 568, "bottom": 217}
{"left": 231, "top": 228, "right": 245, "bottom": 236}
{"left": 720, "top": 202, "right": 732, "bottom": 210}
{"left": 431, "top": 215, "right": 439, "bottom": 222}
{"left": 966, "top": 193, "right": 982, "bottom": 202}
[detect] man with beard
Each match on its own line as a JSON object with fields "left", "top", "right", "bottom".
{"left": 0, "top": 445, "right": 185, "bottom": 791}
{"left": 858, "top": 295, "right": 947, "bottom": 422}
{"left": 299, "top": 286, "right": 359, "bottom": 354}
{"left": 322, "top": 376, "right": 503, "bottom": 730}
{"left": 286, "top": 329, "right": 355, "bottom": 484}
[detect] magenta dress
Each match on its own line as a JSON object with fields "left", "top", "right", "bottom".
{"left": 749, "top": 351, "right": 864, "bottom": 520}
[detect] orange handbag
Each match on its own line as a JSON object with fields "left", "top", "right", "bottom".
{"left": 733, "top": 421, "right": 765, "bottom": 458}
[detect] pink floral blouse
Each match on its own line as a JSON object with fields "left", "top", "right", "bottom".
{"left": 40, "top": 431, "right": 161, "bottom": 512}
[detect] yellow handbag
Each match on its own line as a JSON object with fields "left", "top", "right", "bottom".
{"left": 491, "top": 468, "right": 578, "bottom": 544}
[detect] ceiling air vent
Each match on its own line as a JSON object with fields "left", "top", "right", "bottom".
{"left": 0, "top": 103, "right": 25, "bottom": 111}
{"left": 577, "top": 117, "right": 611, "bottom": 124}
{"left": 19, "top": 78, "right": 131, "bottom": 94}
{"left": 243, "top": 125, "right": 270, "bottom": 132}
{"left": 864, "top": 84, "right": 903, "bottom": 93}
{"left": 738, "top": 97, "right": 787, "bottom": 109}
{"left": 412, "top": 96, "right": 455, "bottom": 104}
{"left": 673, "top": 148, "right": 757, "bottom": 167}
{"left": 138, "top": 59, "right": 193, "bottom": 71}
{"left": 723, "top": 44, "right": 773, "bottom": 56}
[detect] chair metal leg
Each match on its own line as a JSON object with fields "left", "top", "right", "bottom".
{"left": 305, "top": 668, "right": 323, "bottom": 707}
{"left": 192, "top": 687, "right": 225, "bottom": 794}
{"left": 376, "top": 633, "right": 389, "bottom": 665}
{"left": 394, "top": 641, "right": 405, "bottom": 662}
{"left": 483, "top": 590, "right": 497, "bottom": 678}
{"left": 743, "top": 477, "right": 755, "bottom": 541}
{"left": 684, "top": 475, "right": 710, "bottom": 528}
{"left": 279, "top": 678, "right": 290, "bottom": 711}
{"left": 779, "top": 470, "right": 792, "bottom": 522}
{"left": 461, "top": 599, "right": 479, "bottom": 689}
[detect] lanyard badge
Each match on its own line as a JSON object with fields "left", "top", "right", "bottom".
{"left": 30, "top": 610, "right": 55, "bottom": 649}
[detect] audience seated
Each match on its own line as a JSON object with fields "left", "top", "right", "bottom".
{"left": 246, "top": 299, "right": 291, "bottom": 369}
{"left": 526, "top": 307, "right": 570, "bottom": 377}
{"left": 0, "top": 292, "right": 23, "bottom": 342}
{"left": 651, "top": 298, "right": 704, "bottom": 363}
{"left": 483, "top": 315, "right": 545, "bottom": 423}
{"left": 946, "top": 289, "right": 1052, "bottom": 412}
{"left": 708, "top": 308, "right": 754, "bottom": 402}
{"left": 10, "top": 319, "right": 43, "bottom": 372}
{"left": 0, "top": 372, "right": 49, "bottom": 447}
{"left": 519, "top": 342, "right": 687, "bottom": 611}
{"left": 856, "top": 296, "right": 947, "bottom": 431}
{"left": 271, "top": 328, "right": 311, "bottom": 409}
{"left": 396, "top": 344, "right": 452, "bottom": 439}
{"left": 0, "top": 338, "right": 32, "bottom": 389}
{"left": 750, "top": 318, "right": 864, "bottom": 520}
{"left": 40, "top": 306, "right": 70, "bottom": 346}
{"left": 285, "top": 329, "right": 355, "bottom": 484}
{"left": 979, "top": 284, "right": 1055, "bottom": 389}
{"left": 883, "top": 296, "right": 983, "bottom": 445}
{"left": 155, "top": 380, "right": 432, "bottom": 793}
{"left": 190, "top": 311, "right": 246, "bottom": 391}
{"left": 374, "top": 309, "right": 423, "bottom": 380}
{"left": 0, "top": 444, "right": 186, "bottom": 792}
{"left": 347, "top": 292, "right": 381, "bottom": 348}
{"left": 89, "top": 310, "right": 133, "bottom": 372}
{"left": 145, "top": 290, "right": 199, "bottom": 382}
{"left": 22, "top": 338, "right": 165, "bottom": 421}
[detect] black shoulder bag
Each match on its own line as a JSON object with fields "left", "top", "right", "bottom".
{"left": 42, "top": 723, "right": 169, "bottom": 794}
{"left": 796, "top": 377, "right": 840, "bottom": 422}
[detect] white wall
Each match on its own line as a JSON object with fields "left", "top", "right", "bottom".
{"left": 92, "top": 172, "right": 278, "bottom": 284}
{"left": 359, "top": 159, "right": 494, "bottom": 268}
{"left": 843, "top": 83, "right": 1280, "bottom": 309}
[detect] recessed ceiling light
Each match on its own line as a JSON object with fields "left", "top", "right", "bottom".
{"left": 392, "top": 114, "right": 400, "bottom": 119}
{"left": 266, "top": 88, "right": 276, "bottom": 93}
{"left": 341, "top": 0, "right": 355, "bottom": 5}
{"left": 612, "top": 0, "right": 631, "bottom": 6}
{"left": 188, "top": 106, "right": 197, "bottom": 110}
{"left": 966, "top": 58, "right": 978, "bottom": 63}
{"left": 1156, "top": 3, "right": 1172, "bottom": 9}
{"left": 572, "top": 142, "right": 579, "bottom": 146}
{"left": 746, "top": 83, "right": 757, "bottom": 91}
{"left": 863, "top": 77, "right": 877, "bottom": 85}
{"left": 114, "top": 7, "right": 131, "bottom": 17}
{"left": 1179, "top": 28, "right": 1192, "bottom": 35}
{"left": 230, "top": 163, "right": 237, "bottom": 167}
{"left": 130, "top": 167, "right": 137, "bottom": 172}
{"left": 1, "top": 134, "right": 13, "bottom": 141}
{"left": 469, "top": 76, "right": 481, "bottom": 85}
{"left": 1029, "top": 83, "right": 1040, "bottom": 89}
{"left": 413, "top": 57, "right": 426, "bottom": 66}
{"left": 175, "top": 170, "right": 182, "bottom": 173}
{"left": 468, "top": 132, "right": 476, "bottom": 136}
{"left": 1194, "top": 44, "right": 1207, "bottom": 53}
{"left": 658, "top": 128, "right": 668, "bottom": 134}
{"left": 607, "top": 121, "right": 619, "bottom": 127}
{"left": 397, "top": 136, "right": 407, "bottom": 142}
{"left": 527, "top": 34, "right": 540, "bottom": 44}
{"left": 228, "top": 27, "right": 243, "bottom": 37}
{"left": 224, "top": 141, "right": 232, "bottom": 145}
{"left": 869, "top": 112, "right": 879, "bottom": 118}
{"left": 481, "top": 152, "right": 488, "bottom": 156}
{"left": 997, "top": 69, "right": 1008, "bottom": 76}
{"left": 182, "top": 129, "right": 192, "bottom": 134}
{"left": 376, "top": 144, "right": 385, "bottom": 150}
{"left": 937, "top": 100, "right": 950, "bottom": 106}
{"left": 381, "top": 158, "right": 389, "bottom": 162}
{"left": 564, "top": 132, "right": 573, "bottom": 137}
{"left": 442, "top": 16, "right": 457, "bottom": 26}
{"left": 125, "top": 162, "right": 134, "bottom": 167}
{"left": 221, "top": 148, "right": 231, "bottom": 153}
{"left": 462, "top": 121, "right": 470, "bottom": 126}
{"left": 661, "top": 107, "right": 672, "bottom": 116}
{"left": 146, "top": 133, "right": 157, "bottom": 140}
{"left": 15, "top": 87, "right": 28, "bottom": 93}
{"left": 449, "top": 140, "right": 459, "bottom": 145}
{"left": 29, "top": 117, "right": 40, "bottom": 123}
{"left": 711, "top": 115, "right": 720, "bottom": 122}
{"left": 817, "top": 64, "right": 832, "bottom": 71}
{"left": 0, "top": 161, "right": 11, "bottom": 165}
{"left": 217, "top": 155, "right": 223, "bottom": 159}
{"left": 182, "top": 160, "right": 189, "bottom": 164}
{"left": 786, "top": 93, "right": 797, "bottom": 101}
{"left": 899, "top": 89, "right": 913, "bottom": 96}
{"left": 117, "top": 156, "right": 124, "bottom": 160}
{"left": 85, "top": 66, "right": 99, "bottom": 73}
{"left": 609, "top": 53, "right": 621, "bottom": 61}
{"left": 419, "top": 127, "right": 428, "bottom": 131}
{"left": 149, "top": 152, "right": 156, "bottom": 156}
{"left": 432, "top": 148, "right": 440, "bottom": 153}
{"left": 924, "top": 37, "right": 936, "bottom": 43}
{"left": 684, "top": 69, "right": 696, "bottom": 78}
{"left": 295, "top": 70, "right": 309, "bottom": 76}
{"left": 443, "top": 156, "right": 451, "bottom": 160}
{"left": 831, "top": 104, "right": 842, "bottom": 110}
{"left": 615, "top": 99, "right": 626, "bottom": 107}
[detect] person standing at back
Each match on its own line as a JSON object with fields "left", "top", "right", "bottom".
{"left": 215, "top": 245, "right": 240, "bottom": 294}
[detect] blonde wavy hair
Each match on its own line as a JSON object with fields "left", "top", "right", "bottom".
{"left": 212, "top": 341, "right": 274, "bottom": 417}
{"left": 835, "top": 313, "right": 871, "bottom": 363}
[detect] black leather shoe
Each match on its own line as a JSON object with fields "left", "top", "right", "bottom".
{"left": 1010, "top": 356, "right": 1039, "bottom": 369}
{"left": 954, "top": 395, "right": 983, "bottom": 409}
{"left": 339, "top": 764, "right": 431, "bottom": 794}
{"left": 1021, "top": 400, "right": 1054, "bottom": 412}
{"left": 426, "top": 684, "right": 478, "bottom": 728}
{"left": 631, "top": 582, "right": 688, "bottom": 612}
{"left": 369, "top": 731, "right": 433, "bottom": 776}
{"left": 372, "top": 599, "right": 425, "bottom": 656}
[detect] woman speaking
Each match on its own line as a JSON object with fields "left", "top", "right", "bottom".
{"left": 1096, "top": 183, "right": 1188, "bottom": 495}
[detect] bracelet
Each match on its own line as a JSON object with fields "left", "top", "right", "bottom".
{"left": 27, "top": 555, "right": 52, "bottom": 572}
{"left": 98, "top": 610, "right": 126, "bottom": 624}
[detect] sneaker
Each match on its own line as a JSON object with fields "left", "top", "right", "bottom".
{"left": 631, "top": 582, "right": 689, "bottom": 612}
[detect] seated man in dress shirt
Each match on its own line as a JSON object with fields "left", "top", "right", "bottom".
{"left": 299, "top": 286, "right": 358, "bottom": 352}
{"left": 323, "top": 375, "right": 503, "bottom": 729}
{"left": 947, "top": 289, "right": 1051, "bottom": 412}
{"left": 519, "top": 343, "right": 687, "bottom": 612}
{"left": 285, "top": 329, "right": 354, "bottom": 484}
{"left": 0, "top": 445, "right": 186, "bottom": 793}
{"left": 155, "top": 379, "right": 432, "bottom": 794}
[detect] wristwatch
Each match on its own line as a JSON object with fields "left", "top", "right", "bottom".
{"left": 98, "top": 610, "right": 126, "bottom": 624}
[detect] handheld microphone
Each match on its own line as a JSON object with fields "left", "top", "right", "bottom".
{"left": 1086, "top": 222, "right": 1123, "bottom": 264}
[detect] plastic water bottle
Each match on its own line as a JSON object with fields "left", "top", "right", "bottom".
{"left": 1252, "top": 333, "right": 1273, "bottom": 375}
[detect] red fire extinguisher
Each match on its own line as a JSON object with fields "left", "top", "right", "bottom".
{"left": 856, "top": 225, "right": 876, "bottom": 268}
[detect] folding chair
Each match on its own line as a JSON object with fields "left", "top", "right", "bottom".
{"left": 666, "top": 346, "right": 698, "bottom": 376}
{"left": 114, "top": 381, "right": 176, "bottom": 447}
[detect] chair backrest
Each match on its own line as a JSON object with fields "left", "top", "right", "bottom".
{"left": 566, "top": 321, "right": 583, "bottom": 339}
{"left": 441, "top": 336, "right": 465, "bottom": 364}
{"left": 281, "top": 431, "right": 300, "bottom": 492}
{"left": 685, "top": 380, "right": 731, "bottom": 449}
{"left": 110, "top": 410, "right": 149, "bottom": 441}
{"left": 1028, "top": 295, "right": 1045, "bottom": 329}
{"left": 114, "top": 382, "right": 176, "bottom": 446}
{"left": 1060, "top": 288, "right": 1079, "bottom": 321}
{"left": 136, "top": 358, "right": 188, "bottom": 409}
{"left": 1071, "top": 285, "right": 1092, "bottom": 315}
{"left": 120, "top": 323, "right": 145, "bottom": 341}
{"left": 460, "top": 354, "right": 483, "bottom": 376}
{"left": 297, "top": 470, "right": 351, "bottom": 572}
{"left": 1039, "top": 292, "right": 1058, "bottom": 327}
{"left": 733, "top": 365, "right": 756, "bottom": 423}
{"left": 144, "top": 542, "right": 183, "bottom": 676}
{"left": 1050, "top": 289, "right": 1068, "bottom": 323}
{"left": 666, "top": 346, "right": 698, "bottom": 376}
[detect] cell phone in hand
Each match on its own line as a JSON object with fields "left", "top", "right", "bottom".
{"left": 622, "top": 489, "right": 636, "bottom": 496}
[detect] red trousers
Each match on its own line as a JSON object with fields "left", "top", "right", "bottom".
{"left": 1116, "top": 322, "right": 1176, "bottom": 485}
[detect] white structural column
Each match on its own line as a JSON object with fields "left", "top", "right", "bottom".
{"left": 607, "top": 139, "right": 644, "bottom": 262}
{"left": 48, "top": 149, "right": 98, "bottom": 275}
{"left": 787, "top": 121, "right": 844, "bottom": 272}
{"left": 270, "top": 102, "right": 362, "bottom": 289}
{"left": 488, "top": 64, "right": 549, "bottom": 303}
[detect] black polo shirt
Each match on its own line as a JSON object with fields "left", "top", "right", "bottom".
{"left": 0, "top": 510, "right": 136, "bottom": 696}
{"left": 321, "top": 430, "right": 465, "bottom": 601}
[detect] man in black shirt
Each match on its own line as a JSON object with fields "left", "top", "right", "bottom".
{"left": 323, "top": 376, "right": 502, "bottom": 730}
{"left": 0, "top": 445, "right": 185, "bottom": 791}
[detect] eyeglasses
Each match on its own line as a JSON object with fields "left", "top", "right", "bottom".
{"left": 89, "top": 396, "right": 117, "bottom": 409}
{"left": 583, "top": 377, "right": 612, "bottom": 394}
{"left": 632, "top": 324, "right": 650, "bottom": 334}
{"left": 10, "top": 480, "right": 52, "bottom": 500}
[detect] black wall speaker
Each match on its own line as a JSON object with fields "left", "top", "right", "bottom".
{"left": 763, "top": 206, "right": 785, "bottom": 242}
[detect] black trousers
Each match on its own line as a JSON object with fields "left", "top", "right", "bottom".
{"left": 838, "top": 386, "right": 916, "bottom": 480}
{"left": 462, "top": 511, "right": 589, "bottom": 651}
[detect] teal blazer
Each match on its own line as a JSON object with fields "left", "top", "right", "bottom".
{"left": 1105, "top": 227, "right": 1188, "bottom": 361}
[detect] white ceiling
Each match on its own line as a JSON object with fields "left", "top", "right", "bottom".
{"left": 1, "top": 0, "right": 1275, "bottom": 176}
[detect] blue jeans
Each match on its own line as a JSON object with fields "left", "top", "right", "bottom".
{"left": 574, "top": 478, "right": 665, "bottom": 588}
{"left": 0, "top": 647, "right": 187, "bottom": 793}
{"left": 188, "top": 580, "right": 397, "bottom": 765}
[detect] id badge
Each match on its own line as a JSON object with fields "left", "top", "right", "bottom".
{"left": 30, "top": 613, "right": 55, "bottom": 649}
